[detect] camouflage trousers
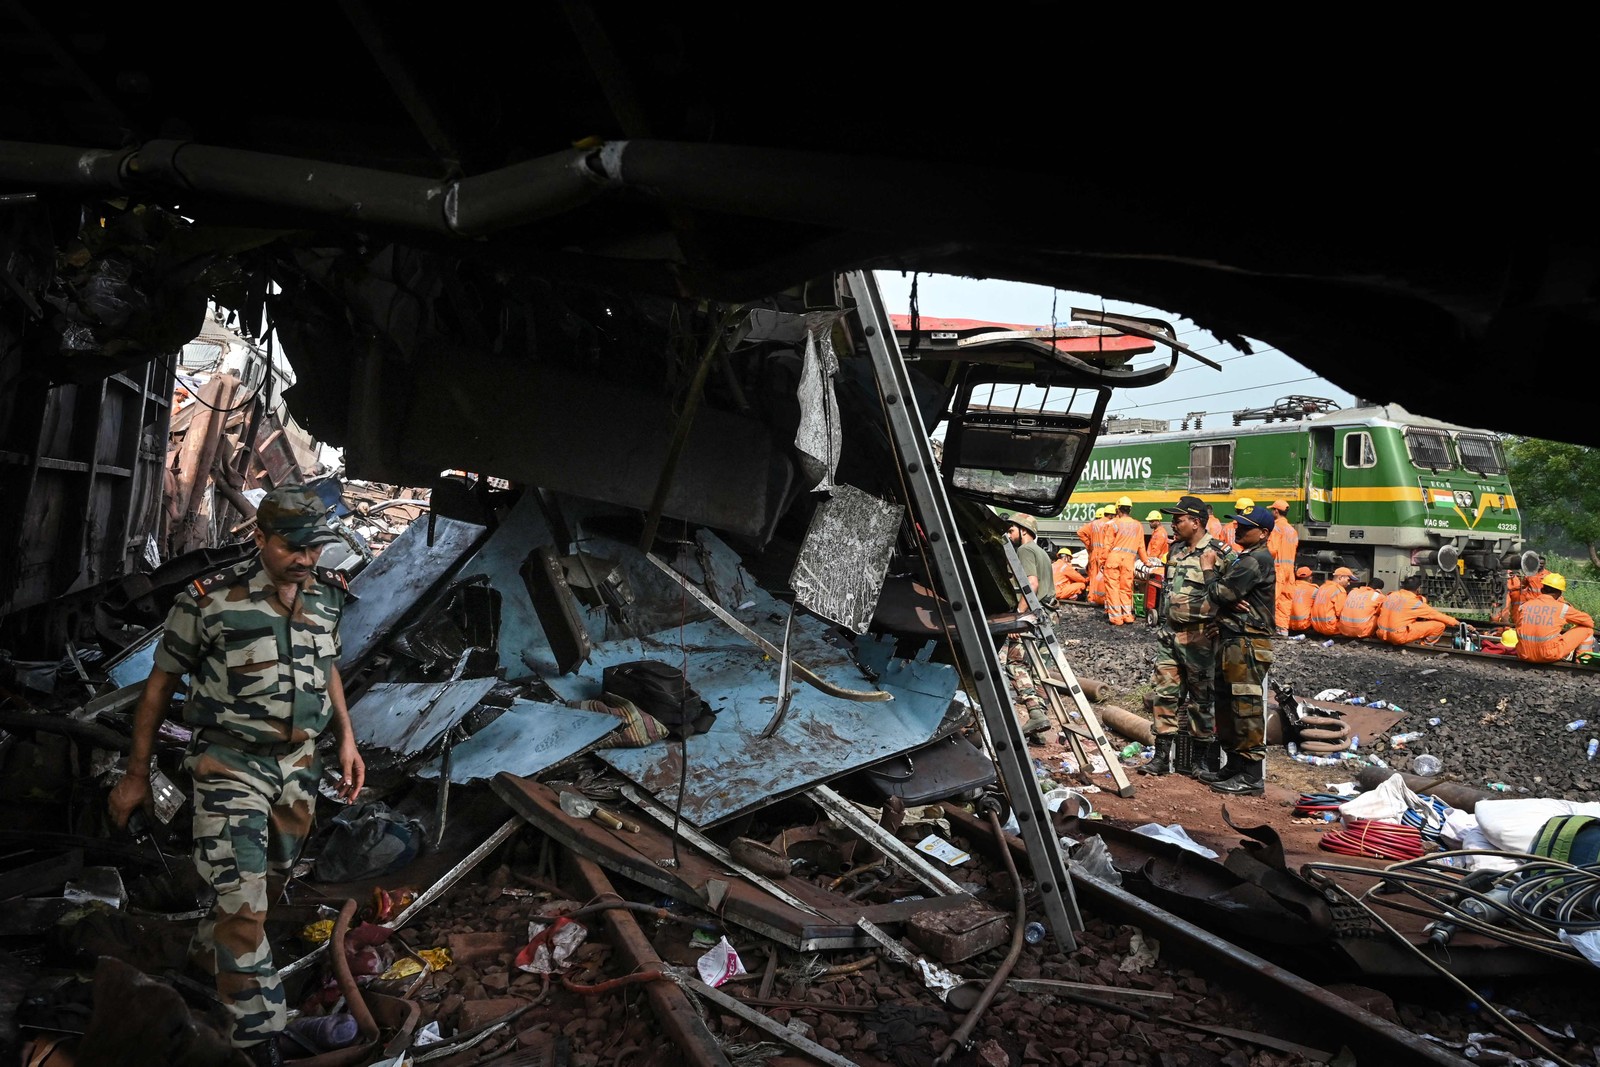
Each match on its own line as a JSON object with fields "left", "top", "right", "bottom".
{"left": 1150, "top": 626, "right": 1216, "bottom": 737}
{"left": 1216, "top": 634, "right": 1273, "bottom": 761}
{"left": 1005, "top": 636, "right": 1051, "bottom": 735}
{"left": 185, "top": 738, "right": 321, "bottom": 1047}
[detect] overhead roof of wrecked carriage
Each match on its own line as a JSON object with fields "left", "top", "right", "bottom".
{"left": 1, "top": 6, "right": 1597, "bottom": 449}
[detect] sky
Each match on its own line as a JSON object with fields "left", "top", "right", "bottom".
{"left": 873, "top": 272, "right": 1358, "bottom": 429}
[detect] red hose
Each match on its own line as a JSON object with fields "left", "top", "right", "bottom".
{"left": 559, "top": 970, "right": 667, "bottom": 995}
{"left": 1318, "top": 818, "right": 1425, "bottom": 861}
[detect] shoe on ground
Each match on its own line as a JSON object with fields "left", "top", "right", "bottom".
{"left": 1275, "top": 627, "right": 1289, "bottom": 637}
{"left": 1209, "top": 759, "right": 1264, "bottom": 796}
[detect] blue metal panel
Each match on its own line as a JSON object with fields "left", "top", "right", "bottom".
{"left": 454, "top": 492, "right": 558, "bottom": 678}
{"left": 413, "top": 699, "right": 619, "bottom": 783}
{"left": 347, "top": 677, "right": 499, "bottom": 755}
{"left": 544, "top": 606, "right": 958, "bottom": 827}
{"left": 106, "top": 628, "right": 162, "bottom": 689}
{"left": 339, "top": 516, "right": 489, "bottom": 670}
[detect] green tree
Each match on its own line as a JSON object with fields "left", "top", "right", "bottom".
{"left": 1505, "top": 437, "right": 1600, "bottom": 569}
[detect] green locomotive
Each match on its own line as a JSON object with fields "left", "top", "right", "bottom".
{"left": 1035, "top": 399, "right": 1524, "bottom": 618}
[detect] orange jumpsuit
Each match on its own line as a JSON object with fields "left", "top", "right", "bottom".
{"left": 1288, "top": 578, "right": 1319, "bottom": 632}
{"left": 1102, "top": 514, "right": 1150, "bottom": 625}
{"left": 1338, "top": 587, "right": 1384, "bottom": 638}
{"left": 1505, "top": 569, "right": 1549, "bottom": 626}
{"left": 1052, "top": 557, "right": 1087, "bottom": 601}
{"left": 1515, "top": 594, "right": 1596, "bottom": 663}
{"left": 1219, "top": 520, "right": 1238, "bottom": 550}
{"left": 1205, "top": 514, "right": 1223, "bottom": 541}
{"left": 1309, "top": 581, "right": 1348, "bottom": 636}
{"left": 1377, "top": 589, "right": 1458, "bottom": 646}
{"left": 1086, "top": 516, "right": 1113, "bottom": 606}
{"left": 1147, "top": 524, "right": 1170, "bottom": 564}
{"left": 1267, "top": 515, "right": 1300, "bottom": 631}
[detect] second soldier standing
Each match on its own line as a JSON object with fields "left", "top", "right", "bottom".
{"left": 1198, "top": 503, "right": 1278, "bottom": 795}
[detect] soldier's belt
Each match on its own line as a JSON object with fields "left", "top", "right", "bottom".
{"left": 196, "top": 727, "right": 309, "bottom": 757}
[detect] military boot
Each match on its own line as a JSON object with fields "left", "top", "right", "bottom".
{"left": 1139, "top": 734, "right": 1176, "bottom": 776}
{"left": 1191, "top": 738, "right": 1227, "bottom": 782}
{"left": 1021, "top": 713, "right": 1052, "bottom": 746}
{"left": 1209, "top": 755, "right": 1265, "bottom": 796}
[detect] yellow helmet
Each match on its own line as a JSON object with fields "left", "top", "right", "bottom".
{"left": 1097, "top": 506, "right": 1111, "bottom": 517}
{"left": 1146, "top": 510, "right": 1162, "bottom": 521}
{"left": 1235, "top": 497, "right": 1255, "bottom": 510}
{"left": 1501, "top": 628, "right": 1519, "bottom": 649}
{"left": 1544, "top": 572, "right": 1567, "bottom": 592}
{"left": 1117, "top": 495, "right": 1133, "bottom": 508}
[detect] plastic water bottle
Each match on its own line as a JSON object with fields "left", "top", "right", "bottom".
{"left": 1023, "top": 922, "right": 1047, "bottom": 944}
{"left": 1565, "top": 719, "right": 1588, "bottom": 732}
{"left": 1428, "top": 717, "right": 1442, "bottom": 727}
{"left": 1322, "top": 639, "right": 1334, "bottom": 648}
{"left": 1587, "top": 739, "right": 1598, "bottom": 761}
{"left": 1349, "top": 735, "right": 1360, "bottom": 751}
{"left": 1390, "top": 731, "right": 1423, "bottom": 747}
{"left": 1413, "top": 754, "right": 1442, "bottom": 776}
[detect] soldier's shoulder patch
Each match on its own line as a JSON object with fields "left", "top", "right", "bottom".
{"left": 316, "top": 567, "right": 353, "bottom": 595}
{"left": 189, "top": 569, "right": 236, "bottom": 598}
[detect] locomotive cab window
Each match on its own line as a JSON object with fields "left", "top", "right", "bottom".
{"left": 1188, "top": 441, "right": 1234, "bottom": 492}
{"left": 1405, "top": 429, "right": 1453, "bottom": 471}
{"left": 1343, "top": 431, "right": 1376, "bottom": 468}
{"left": 1455, "top": 433, "right": 1505, "bottom": 475}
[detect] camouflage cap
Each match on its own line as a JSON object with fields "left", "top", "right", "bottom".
{"left": 257, "top": 485, "right": 339, "bottom": 548}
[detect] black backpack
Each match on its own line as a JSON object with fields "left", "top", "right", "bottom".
{"left": 602, "top": 660, "right": 715, "bottom": 736}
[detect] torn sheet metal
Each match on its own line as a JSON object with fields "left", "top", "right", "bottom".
{"left": 348, "top": 677, "right": 498, "bottom": 756}
{"left": 338, "top": 515, "right": 490, "bottom": 671}
{"left": 794, "top": 326, "right": 843, "bottom": 490}
{"left": 413, "top": 699, "right": 617, "bottom": 783}
{"left": 545, "top": 609, "right": 957, "bottom": 827}
{"left": 790, "top": 483, "right": 902, "bottom": 633}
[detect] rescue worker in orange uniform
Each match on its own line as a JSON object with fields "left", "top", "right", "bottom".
{"left": 1505, "top": 560, "right": 1549, "bottom": 626}
{"left": 1513, "top": 573, "right": 1595, "bottom": 663}
{"left": 1309, "top": 566, "right": 1355, "bottom": 636}
{"left": 1146, "top": 511, "right": 1170, "bottom": 564}
{"left": 1076, "top": 512, "right": 1100, "bottom": 583}
{"left": 1102, "top": 497, "right": 1150, "bottom": 625}
{"left": 1219, "top": 497, "right": 1254, "bottom": 550}
{"left": 1288, "top": 565, "right": 1319, "bottom": 632}
{"left": 1052, "top": 547, "right": 1088, "bottom": 602}
{"left": 1337, "top": 577, "right": 1385, "bottom": 638}
{"left": 1377, "top": 574, "right": 1460, "bottom": 646}
{"left": 1266, "top": 499, "right": 1299, "bottom": 635}
{"left": 1086, "top": 506, "right": 1113, "bottom": 607}
{"left": 1204, "top": 503, "right": 1223, "bottom": 542}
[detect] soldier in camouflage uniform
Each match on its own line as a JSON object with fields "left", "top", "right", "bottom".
{"left": 1142, "top": 495, "right": 1234, "bottom": 777}
{"left": 109, "top": 486, "right": 366, "bottom": 1067}
{"left": 1198, "top": 503, "right": 1278, "bottom": 796}
{"left": 1004, "top": 513, "right": 1055, "bottom": 743}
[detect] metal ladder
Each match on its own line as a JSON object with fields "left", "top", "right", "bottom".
{"left": 847, "top": 270, "right": 1082, "bottom": 945}
{"left": 1001, "top": 541, "right": 1136, "bottom": 798}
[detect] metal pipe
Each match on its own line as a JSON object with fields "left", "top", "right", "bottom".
{"left": 935, "top": 806, "right": 1027, "bottom": 1065}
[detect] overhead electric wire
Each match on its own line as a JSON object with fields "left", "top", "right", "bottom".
{"left": 1104, "top": 374, "right": 1324, "bottom": 416}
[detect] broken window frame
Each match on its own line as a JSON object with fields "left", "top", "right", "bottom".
{"left": 941, "top": 368, "right": 1109, "bottom": 514}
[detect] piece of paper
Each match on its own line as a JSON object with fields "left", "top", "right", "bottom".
{"left": 914, "top": 834, "right": 970, "bottom": 867}
{"left": 695, "top": 936, "right": 746, "bottom": 987}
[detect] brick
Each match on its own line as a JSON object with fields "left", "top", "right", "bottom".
{"left": 903, "top": 900, "right": 1009, "bottom": 964}
{"left": 444, "top": 931, "right": 522, "bottom": 966}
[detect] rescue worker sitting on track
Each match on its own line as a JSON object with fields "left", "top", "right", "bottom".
{"left": 1338, "top": 577, "right": 1385, "bottom": 638}
{"left": 1288, "top": 565, "right": 1319, "bottom": 632}
{"left": 1505, "top": 557, "right": 1550, "bottom": 626}
{"left": 1310, "top": 566, "right": 1355, "bottom": 636}
{"left": 1377, "top": 574, "right": 1462, "bottom": 646}
{"left": 1053, "top": 547, "right": 1088, "bottom": 602}
{"left": 1513, "top": 573, "right": 1596, "bottom": 663}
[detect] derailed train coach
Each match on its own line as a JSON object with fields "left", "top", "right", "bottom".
{"left": 1036, "top": 400, "right": 1527, "bottom": 618}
